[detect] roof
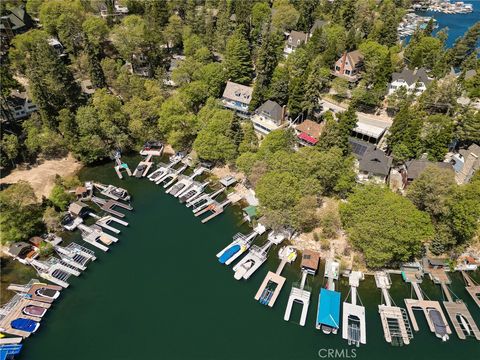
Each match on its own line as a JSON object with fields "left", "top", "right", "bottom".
{"left": 428, "top": 258, "right": 446, "bottom": 267}
{"left": 316, "top": 288, "right": 341, "bottom": 328}
{"left": 358, "top": 148, "right": 392, "bottom": 176}
{"left": 288, "top": 31, "right": 308, "bottom": 47}
{"left": 459, "top": 143, "right": 480, "bottom": 158}
{"left": 298, "top": 132, "right": 318, "bottom": 145}
{"left": 301, "top": 250, "right": 320, "bottom": 271}
{"left": 406, "top": 159, "right": 453, "bottom": 180}
{"left": 68, "top": 201, "right": 88, "bottom": 216}
{"left": 310, "top": 19, "right": 327, "bottom": 33}
{"left": 345, "top": 50, "right": 364, "bottom": 66}
{"left": 349, "top": 137, "right": 375, "bottom": 159}
{"left": 391, "top": 67, "right": 432, "bottom": 86}
{"left": 353, "top": 119, "right": 388, "bottom": 140}
{"left": 255, "top": 100, "right": 283, "bottom": 122}
{"left": 222, "top": 81, "right": 253, "bottom": 105}
{"left": 296, "top": 120, "right": 324, "bottom": 140}
{"left": 29, "top": 236, "right": 43, "bottom": 247}
{"left": 0, "top": 5, "right": 31, "bottom": 31}
{"left": 75, "top": 186, "right": 87, "bottom": 195}
{"left": 8, "top": 242, "right": 32, "bottom": 257}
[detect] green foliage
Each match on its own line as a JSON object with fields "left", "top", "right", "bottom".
{"left": 318, "top": 106, "right": 358, "bottom": 156}
{"left": 0, "top": 182, "right": 44, "bottom": 244}
{"left": 1, "top": 134, "right": 19, "bottom": 164}
{"left": 267, "top": 65, "right": 289, "bottom": 105}
{"left": 456, "top": 111, "right": 480, "bottom": 143}
{"left": 340, "top": 185, "right": 434, "bottom": 268}
{"left": 49, "top": 184, "right": 74, "bottom": 211}
{"left": 82, "top": 16, "right": 109, "bottom": 48}
{"left": 193, "top": 62, "right": 227, "bottom": 98}
{"left": 225, "top": 30, "right": 252, "bottom": 84}
{"left": 271, "top": 0, "right": 300, "bottom": 32}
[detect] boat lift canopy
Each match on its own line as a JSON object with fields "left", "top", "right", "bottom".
{"left": 317, "top": 288, "right": 341, "bottom": 328}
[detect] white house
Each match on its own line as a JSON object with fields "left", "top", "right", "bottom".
{"left": 221, "top": 81, "right": 253, "bottom": 118}
{"left": 388, "top": 67, "right": 432, "bottom": 96}
{"left": 0, "top": 90, "right": 38, "bottom": 122}
{"left": 283, "top": 30, "right": 308, "bottom": 56}
{"left": 250, "top": 100, "right": 286, "bottom": 135}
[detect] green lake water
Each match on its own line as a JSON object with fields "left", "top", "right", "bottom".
{"left": 13, "top": 156, "right": 480, "bottom": 359}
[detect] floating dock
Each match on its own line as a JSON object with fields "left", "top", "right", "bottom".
{"left": 402, "top": 268, "right": 451, "bottom": 341}
{"left": 160, "top": 164, "right": 188, "bottom": 187}
{"left": 189, "top": 188, "right": 224, "bottom": 210}
{"left": 91, "top": 197, "right": 133, "bottom": 218}
{"left": 342, "top": 271, "right": 366, "bottom": 346}
{"left": 133, "top": 154, "right": 154, "bottom": 178}
{"left": 139, "top": 141, "right": 163, "bottom": 156}
{"left": 0, "top": 289, "right": 54, "bottom": 338}
{"left": 7, "top": 280, "right": 62, "bottom": 304}
{"left": 93, "top": 214, "right": 128, "bottom": 234}
{"left": 216, "top": 225, "right": 265, "bottom": 266}
{"left": 93, "top": 183, "right": 130, "bottom": 202}
{"left": 375, "top": 271, "right": 413, "bottom": 346}
{"left": 53, "top": 242, "right": 96, "bottom": 271}
{"left": 254, "top": 246, "right": 297, "bottom": 307}
{"left": 166, "top": 168, "right": 204, "bottom": 196}
{"left": 114, "top": 154, "right": 131, "bottom": 179}
{"left": 30, "top": 257, "right": 81, "bottom": 288}
{"left": 78, "top": 224, "right": 116, "bottom": 251}
{"left": 428, "top": 268, "right": 480, "bottom": 340}
{"left": 462, "top": 271, "right": 480, "bottom": 309}
{"left": 233, "top": 230, "right": 286, "bottom": 280}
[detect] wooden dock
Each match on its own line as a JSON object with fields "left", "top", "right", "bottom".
{"left": 0, "top": 296, "right": 51, "bottom": 338}
{"left": 7, "top": 282, "right": 62, "bottom": 304}
{"left": 92, "top": 196, "right": 133, "bottom": 218}
{"left": 462, "top": 271, "right": 480, "bottom": 309}
{"left": 254, "top": 272, "right": 286, "bottom": 307}
{"left": 443, "top": 300, "right": 480, "bottom": 340}
{"left": 133, "top": 154, "right": 153, "bottom": 178}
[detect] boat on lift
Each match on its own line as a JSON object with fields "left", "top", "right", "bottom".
{"left": 217, "top": 225, "right": 265, "bottom": 265}
{"left": 10, "top": 318, "right": 40, "bottom": 333}
{"left": 22, "top": 305, "right": 47, "bottom": 318}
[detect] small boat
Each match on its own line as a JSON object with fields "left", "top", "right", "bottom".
{"left": 219, "top": 244, "right": 243, "bottom": 264}
{"left": 35, "top": 287, "right": 60, "bottom": 300}
{"left": 11, "top": 318, "right": 40, "bottom": 333}
{"left": 459, "top": 314, "right": 471, "bottom": 335}
{"left": 22, "top": 305, "right": 47, "bottom": 318}
{"left": 428, "top": 309, "right": 449, "bottom": 341}
{"left": 234, "top": 260, "right": 254, "bottom": 280}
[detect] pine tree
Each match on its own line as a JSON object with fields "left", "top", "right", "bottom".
{"left": 225, "top": 30, "right": 252, "bottom": 84}
{"left": 215, "top": 0, "right": 231, "bottom": 52}
{"left": 85, "top": 39, "right": 106, "bottom": 89}
{"left": 145, "top": 0, "right": 169, "bottom": 30}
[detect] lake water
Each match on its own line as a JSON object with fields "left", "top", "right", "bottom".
{"left": 15, "top": 157, "right": 480, "bottom": 359}
{"left": 415, "top": 0, "right": 480, "bottom": 48}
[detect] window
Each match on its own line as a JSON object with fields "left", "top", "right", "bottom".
{"left": 335, "top": 66, "right": 340, "bottom": 71}
{"left": 345, "top": 70, "right": 351, "bottom": 75}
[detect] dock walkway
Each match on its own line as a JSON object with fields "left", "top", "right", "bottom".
{"left": 462, "top": 271, "right": 480, "bottom": 309}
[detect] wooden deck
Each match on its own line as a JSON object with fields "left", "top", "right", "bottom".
{"left": 443, "top": 300, "right": 480, "bottom": 340}
{"left": 254, "top": 272, "right": 286, "bottom": 307}
{"left": 0, "top": 298, "right": 51, "bottom": 338}
{"left": 404, "top": 299, "right": 452, "bottom": 337}
{"left": 462, "top": 271, "right": 480, "bottom": 309}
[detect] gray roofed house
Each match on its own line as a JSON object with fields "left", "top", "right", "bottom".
{"left": 388, "top": 67, "right": 432, "bottom": 96}
{"left": 0, "top": 5, "right": 33, "bottom": 40}
{"left": 405, "top": 159, "right": 453, "bottom": 185}
{"left": 251, "top": 100, "right": 286, "bottom": 135}
{"left": 334, "top": 50, "right": 364, "bottom": 82}
{"left": 284, "top": 30, "right": 308, "bottom": 55}
{"left": 357, "top": 148, "right": 393, "bottom": 183}
{"left": 7, "top": 242, "right": 33, "bottom": 260}
{"left": 68, "top": 201, "right": 89, "bottom": 218}
{"left": 222, "top": 81, "right": 254, "bottom": 118}
{"left": 454, "top": 143, "right": 480, "bottom": 184}
{"left": 0, "top": 91, "right": 38, "bottom": 122}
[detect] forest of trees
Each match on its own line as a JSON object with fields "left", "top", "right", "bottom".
{"left": 1, "top": 0, "right": 479, "bottom": 267}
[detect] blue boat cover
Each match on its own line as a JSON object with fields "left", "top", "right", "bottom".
{"left": 11, "top": 318, "right": 38, "bottom": 332}
{"left": 0, "top": 344, "right": 23, "bottom": 360}
{"left": 219, "top": 245, "right": 241, "bottom": 264}
{"left": 316, "top": 288, "right": 341, "bottom": 328}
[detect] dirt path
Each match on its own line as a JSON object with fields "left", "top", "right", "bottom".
{"left": 0, "top": 154, "right": 82, "bottom": 200}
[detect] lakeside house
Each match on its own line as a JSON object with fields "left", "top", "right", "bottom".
{"left": 450, "top": 143, "right": 480, "bottom": 184}
{"left": 250, "top": 100, "right": 286, "bottom": 135}
{"left": 221, "top": 81, "right": 253, "bottom": 118}
{"left": 333, "top": 50, "right": 364, "bottom": 82}
{"left": 357, "top": 148, "right": 393, "bottom": 184}
{"left": 125, "top": 53, "right": 152, "bottom": 77}
{"left": 403, "top": 159, "right": 454, "bottom": 187}
{"left": 351, "top": 118, "right": 389, "bottom": 145}
{"left": 295, "top": 119, "right": 325, "bottom": 146}
{"left": 0, "top": 5, "right": 33, "bottom": 45}
{"left": 284, "top": 30, "right": 309, "bottom": 56}
{"left": 388, "top": 67, "right": 432, "bottom": 96}
{"left": 0, "top": 90, "right": 38, "bottom": 122}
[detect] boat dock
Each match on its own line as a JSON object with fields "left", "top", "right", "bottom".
{"left": 114, "top": 153, "right": 131, "bottom": 179}
{"left": 374, "top": 271, "right": 413, "bottom": 346}
{"left": 0, "top": 294, "right": 51, "bottom": 338}
{"left": 29, "top": 257, "right": 81, "bottom": 288}
{"left": 402, "top": 269, "right": 451, "bottom": 341}
{"left": 254, "top": 246, "right": 297, "bottom": 307}
{"left": 91, "top": 196, "right": 133, "bottom": 218}
{"left": 92, "top": 214, "right": 128, "bottom": 234}
{"left": 284, "top": 250, "right": 320, "bottom": 326}
{"left": 139, "top": 141, "right": 163, "bottom": 156}
{"left": 93, "top": 183, "right": 130, "bottom": 202}
{"left": 133, "top": 154, "right": 154, "bottom": 178}
{"left": 166, "top": 167, "right": 205, "bottom": 196}
{"left": 179, "top": 181, "right": 209, "bottom": 203}
{"left": 216, "top": 225, "right": 265, "bottom": 266}
{"left": 195, "top": 193, "right": 241, "bottom": 223}
{"left": 160, "top": 164, "right": 188, "bottom": 187}
{"left": 53, "top": 242, "right": 96, "bottom": 271}
{"left": 462, "top": 271, "right": 480, "bottom": 308}
{"left": 188, "top": 188, "right": 224, "bottom": 209}
{"left": 233, "top": 231, "right": 286, "bottom": 280}
{"left": 7, "top": 280, "right": 62, "bottom": 304}
{"left": 342, "top": 271, "right": 366, "bottom": 346}
{"left": 78, "top": 224, "right": 114, "bottom": 251}
{"left": 428, "top": 268, "right": 480, "bottom": 340}
{"left": 316, "top": 258, "right": 341, "bottom": 334}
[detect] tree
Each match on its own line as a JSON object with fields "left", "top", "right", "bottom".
{"left": 318, "top": 106, "right": 358, "bottom": 156}
{"left": 387, "top": 106, "right": 422, "bottom": 161}
{"left": 258, "top": 129, "right": 295, "bottom": 157}
{"left": 340, "top": 185, "right": 434, "bottom": 268}
{"left": 214, "top": 0, "right": 231, "bottom": 52}
{"left": 85, "top": 39, "right": 106, "bottom": 88}
{"left": 163, "top": 14, "right": 183, "bottom": 50}
{"left": 271, "top": 0, "right": 300, "bottom": 32}
{"left": 193, "top": 109, "right": 238, "bottom": 162}
{"left": 1, "top": 134, "right": 19, "bottom": 165}
{"left": 358, "top": 40, "right": 390, "bottom": 86}
{"left": 405, "top": 35, "right": 443, "bottom": 71}
{"left": 49, "top": 184, "right": 74, "bottom": 211}
{"left": 111, "top": 15, "right": 148, "bottom": 61}
{"left": 302, "top": 58, "right": 331, "bottom": 115}
{"left": 82, "top": 16, "right": 109, "bottom": 48}
{"left": 0, "top": 182, "right": 44, "bottom": 244}
{"left": 456, "top": 111, "right": 480, "bottom": 143}
{"left": 193, "top": 63, "right": 227, "bottom": 98}
{"left": 420, "top": 114, "right": 454, "bottom": 161}
{"left": 225, "top": 30, "right": 252, "bottom": 84}
{"left": 267, "top": 65, "right": 289, "bottom": 104}
{"left": 447, "top": 22, "right": 480, "bottom": 67}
